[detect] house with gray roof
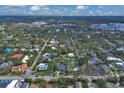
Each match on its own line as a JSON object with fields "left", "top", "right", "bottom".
{"left": 0, "top": 61, "right": 13, "bottom": 69}
{"left": 57, "top": 62, "right": 67, "bottom": 72}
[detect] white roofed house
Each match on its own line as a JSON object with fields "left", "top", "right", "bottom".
{"left": 67, "top": 53, "right": 75, "bottom": 58}
{"left": 30, "top": 45, "right": 40, "bottom": 52}
{"left": 107, "top": 56, "right": 122, "bottom": 62}
{"left": 50, "top": 39, "right": 56, "bottom": 44}
{"left": 22, "top": 55, "right": 30, "bottom": 63}
{"left": 21, "top": 48, "right": 26, "bottom": 52}
{"left": 51, "top": 46, "right": 56, "bottom": 50}
{"left": 43, "top": 53, "right": 51, "bottom": 58}
{"left": 60, "top": 44, "right": 65, "bottom": 48}
{"left": 38, "top": 63, "right": 48, "bottom": 70}
{"left": 49, "top": 38, "right": 59, "bottom": 47}
{"left": 107, "top": 53, "right": 123, "bottom": 62}
{"left": 117, "top": 47, "right": 124, "bottom": 52}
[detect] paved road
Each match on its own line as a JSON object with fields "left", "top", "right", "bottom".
{"left": 82, "top": 75, "right": 106, "bottom": 80}
{"left": 25, "top": 38, "right": 50, "bottom": 76}
{"left": 0, "top": 75, "right": 73, "bottom": 81}
{"left": 0, "top": 72, "right": 105, "bottom": 79}
{"left": 31, "top": 38, "right": 50, "bottom": 68}
{"left": 25, "top": 18, "right": 62, "bottom": 78}
{"left": 0, "top": 76, "right": 22, "bottom": 80}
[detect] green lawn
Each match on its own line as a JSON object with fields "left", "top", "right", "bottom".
{"left": 33, "top": 62, "right": 53, "bottom": 75}
{"left": 67, "top": 60, "right": 76, "bottom": 71}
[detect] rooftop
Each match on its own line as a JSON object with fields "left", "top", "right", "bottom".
{"left": 38, "top": 63, "right": 48, "bottom": 70}
{"left": 0, "top": 80, "right": 12, "bottom": 88}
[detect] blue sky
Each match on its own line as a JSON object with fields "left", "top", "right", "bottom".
{"left": 0, "top": 5, "right": 124, "bottom": 16}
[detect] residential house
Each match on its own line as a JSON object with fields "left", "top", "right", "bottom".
{"left": 117, "top": 47, "right": 124, "bottom": 52}
{"left": 57, "top": 62, "right": 67, "bottom": 72}
{"left": 89, "top": 64, "right": 101, "bottom": 76}
{"left": 11, "top": 54, "right": 23, "bottom": 60}
{"left": 115, "top": 63, "right": 124, "bottom": 72}
{"left": 49, "top": 38, "right": 58, "bottom": 46}
{"left": 81, "top": 49, "right": 89, "bottom": 56}
{"left": 0, "top": 61, "right": 13, "bottom": 69}
{"left": 11, "top": 64, "right": 28, "bottom": 73}
{"left": 88, "top": 56, "right": 96, "bottom": 64}
{"left": 101, "top": 64, "right": 111, "bottom": 74}
{"left": 22, "top": 55, "right": 29, "bottom": 63}
{"left": 51, "top": 46, "right": 56, "bottom": 50}
{"left": 67, "top": 53, "right": 75, "bottom": 58}
{"left": 60, "top": 44, "right": 65, "bottom": 48}
{"left": 43, "top": 53, "right": 51, "bottom": 57}
{"left": 4, "top": 35, "right": 13, "bottom": 41}
{"left": 107, "top": 56, "right": 122, "bottom": 62}
{"left": 38, "top": 63, "right": 48, "bottom": 70}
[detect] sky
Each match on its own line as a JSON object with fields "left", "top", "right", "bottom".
{"left": 0, "top": 5, "right": 124, "bottom": 16}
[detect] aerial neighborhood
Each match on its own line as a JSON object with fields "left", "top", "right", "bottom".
{"left": 0, "top": 16, "right": 124, "bottom": 88}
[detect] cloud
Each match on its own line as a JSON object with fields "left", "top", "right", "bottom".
{"left": 108, "top": 11, "right": 113, "bottom": 15}
{"left": 88, "top": 10, "right": 115, "bottom": 16}
{"left": 76, "top": 5, "right": 88, "bottom": 10}
{"left": 30, "top": 5, "right": 48, "bottom": 11}
{"left": 30, "top": 5, "right": 41, "bottom": 11}
{"left": 89, "top": 11, "right": 95, "bottom": 16}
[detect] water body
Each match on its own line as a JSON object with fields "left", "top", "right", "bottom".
{"left": 4, "top": 47, "right": 12, "bottom": 54}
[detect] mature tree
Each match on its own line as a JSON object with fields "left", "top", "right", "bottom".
{"left": 34, "top": 78, "right": 47, "bottom": 88}
{"left": 25, "top": 78, "right": 33, "bottom": 84}
{"left": 57, "top": 78, "right": 76, "bottom": 88}
{"left": 78, "top": 57, "right": 84, "bottom": 66}
{"left": 120, "top": 76, "right": 124, "bottom": 86}
{"left": 92, "top": 79, "right": 107, "bottom": 88}
{"left": 57, "top": 78, "right": 68, "bottom": 88}
{"left": 107, "top": 76, "right": 119, "bottom": 84}
{"left": 81, "top": 79, "right": 89, "bottom": 88}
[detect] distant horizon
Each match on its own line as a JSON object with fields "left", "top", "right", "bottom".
{"left": 0, "top": 16, "right": 124, "bottom": 23}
